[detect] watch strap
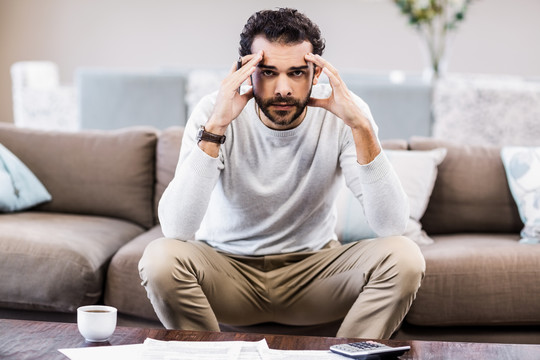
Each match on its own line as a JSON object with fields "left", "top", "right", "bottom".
{"left": 197, "top": 125, "right": 226, "bottom": 144}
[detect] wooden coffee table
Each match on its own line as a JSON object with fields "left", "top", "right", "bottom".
{"left": 1, "top": 318, "right": 539, "bottom": 360}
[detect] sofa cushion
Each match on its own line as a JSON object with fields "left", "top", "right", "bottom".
{"left": 501, "top": 147, "right": 540, "bottom": 244}
{"left": 409, "top": 137, "right": 522, "bottom": 234}
{"left": 0, "top": 124, "right": 157, "bottom": 228}
{"left": 154, "top": 127, "right": 184, "bottom": 222}
{"left": 0, "top": 143, "right": 51, "bottom": 212}
{"left": 388, "top": 148, "right": 447, "bottom": 245}
{"left": 0, "top": 212, "right": 144, "bottom": 312}
{"left": 105, "top": 225, "right": 163, "bottom": 321}
{"left": 336, "top": 141, "right": 445, "bottom": 245}
{"left": 407, "top": 234, "right": 540, "bottom": 326}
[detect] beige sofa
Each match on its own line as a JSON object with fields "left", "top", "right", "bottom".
{"left": 0, "top": 123, "right": 539, "bottom": 344}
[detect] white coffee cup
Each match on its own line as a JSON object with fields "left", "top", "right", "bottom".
{"left": 77, "top": 305, "right": 117, "bottom": 342}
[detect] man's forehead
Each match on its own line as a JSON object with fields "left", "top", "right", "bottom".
{"left": 252, "top": 36, "right": 313, "bottom": 69}
{"left": 251, "top": 35, "right": 313, "bottom": 51}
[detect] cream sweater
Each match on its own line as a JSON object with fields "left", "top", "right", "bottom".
{"left": 159, "top": 84, "right": 409, "bottom": 255}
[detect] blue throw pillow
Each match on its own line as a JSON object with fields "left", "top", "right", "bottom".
{"left": 501, "top": 147, "right": 540, "bottom": 244}
{"left": 0, "top": 143, "right": 52, "bottom": 212}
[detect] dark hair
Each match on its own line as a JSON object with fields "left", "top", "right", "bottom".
{"left": 239, "top": 8, "right": 325, "bottom": 57}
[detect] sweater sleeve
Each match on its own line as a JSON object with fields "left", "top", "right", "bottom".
{"left": 355, "top": 151, "right": 410, "bottom": 237}
{"left": 339, "top": 94, "right": 409, "bottom": 237}
{"left": 158, "top": 94, "right": 224, "bottom": 240}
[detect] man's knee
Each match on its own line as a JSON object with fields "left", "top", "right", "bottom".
{"left": 386, "top": 236, "right": 425, "bottom": 290}
{"left": 372, "top": 236, "right": 425, "bottom": 294}
{"left": 138, "top": 237, "right": 190, "bottom": 294}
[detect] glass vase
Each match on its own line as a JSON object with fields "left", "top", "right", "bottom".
{"left": 417, "top": 16, "right": 453, "bottom": 82}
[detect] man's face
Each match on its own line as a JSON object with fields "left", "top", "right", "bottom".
{"left": 250, "top": 36, "right": 321, "bottom": 130}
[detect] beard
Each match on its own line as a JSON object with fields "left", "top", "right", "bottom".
{"left": 254, "top": 87, "right": 312, "bottom": 128}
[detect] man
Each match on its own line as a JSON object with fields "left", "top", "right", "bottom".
{"left": 139, "top": 8, "right": 425, "bottom": 339}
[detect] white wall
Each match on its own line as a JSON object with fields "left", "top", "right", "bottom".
{"left": 1, "top": 0, "right": 539, "bottom": 124}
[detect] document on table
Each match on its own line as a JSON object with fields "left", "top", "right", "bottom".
{"left": 59, "top": 344, "right": 144, "bottom": 360}
{"left": 59, "top": 337, "right": 345, "bottom": 360}
{"left": 142, "top": 338, "right": 268, "bottom": 359}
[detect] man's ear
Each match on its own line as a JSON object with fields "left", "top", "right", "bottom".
{"left": 312, "top": 65, "right": 323, "bottom": 85}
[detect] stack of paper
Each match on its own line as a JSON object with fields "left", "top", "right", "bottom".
{"left": 59, "top": 338, "right": 345, "bottom": 359}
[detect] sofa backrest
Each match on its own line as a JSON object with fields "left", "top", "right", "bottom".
{"left": 154, "top": 126, "right": 184, "bottom": 223}
{"left": 0, "top": 123, "right": 157, "bottom": 228}
{"left": 410, "top": 137, "right": 522, "bottom": 234}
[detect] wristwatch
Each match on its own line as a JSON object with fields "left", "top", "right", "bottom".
{"left": 197, "top": 125, "right": 226, "bottom": 144}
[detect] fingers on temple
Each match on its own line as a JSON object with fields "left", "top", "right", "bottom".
{"left": 306, "top": 54, "right": 336, "bottom": 73}
{"left": 229, "top": 51, "right": 263, "bottom": 75}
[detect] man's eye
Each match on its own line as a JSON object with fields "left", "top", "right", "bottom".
{"left": 262, "top": 70, "right": 275, "bottom": 77}
{"left": 291, "top": 71, "right": 306, "bottom": 77}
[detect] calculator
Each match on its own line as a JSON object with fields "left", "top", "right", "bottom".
{"left": 330, "top": 341, "right": 411, "bottom": 359}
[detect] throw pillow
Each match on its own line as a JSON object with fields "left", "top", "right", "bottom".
{"left": 335, "top": 148, "right": 447, "bottom": 245}
{"left": 0, "top": 143, "right": 52, "bottom": 212}
{"left": 501, "top": 147, "right": 540, "bottom": 244}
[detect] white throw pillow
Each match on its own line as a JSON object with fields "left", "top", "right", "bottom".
{"left": 501, "top": 147, "right": 540, "bottom": 244}
{"left": 335, "top": 148, "right": 447, "bottom": 245}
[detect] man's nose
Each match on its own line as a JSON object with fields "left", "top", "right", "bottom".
{"left": 274, "top": 74, "right": 292, "bottom": 97}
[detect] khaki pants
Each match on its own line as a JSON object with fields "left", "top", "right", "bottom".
{"left": 138, "top": 236, "right": 425, "bottom": 339}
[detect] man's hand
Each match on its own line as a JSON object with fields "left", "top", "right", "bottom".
{"left": 205, "top": 51, "right": 263, "bottom": 136}
{"left": 305, "top": 53, "right": 370, "bottom": 130}
{"left": 305, "top": 53, "right": 381, "bottom": 164}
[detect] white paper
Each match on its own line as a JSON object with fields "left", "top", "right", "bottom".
{"left": 59, "top": 344, "right": 144, "bottom": 360}
{"left": 59, "top": 337, "right": 344, "bottom": 360}
{"left": 142, "top": 338, "right": 269, "bottom": 360}
{"left": 142, "top": 338, "right": 345, "bottom": 360}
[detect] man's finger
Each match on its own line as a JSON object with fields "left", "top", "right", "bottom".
{"left": 304, "top": 53, "right": 321, "bottom": 67}
{"left": 323, "top": 67, "right": 343, "bottom": 90}
{"left": 305, "top": 53, "right": 337, "bottom": 74}
{"left": 229, "top": 51, "right": 263, "bottom": 75}
{"left": 226, "top": 51, "right": 263, "bottom": 93}
{"left": 238, "top": 51, "right": 263, "bottom": 72}
{"left": 319, "top": 55, "right": 338, "bottom": 74}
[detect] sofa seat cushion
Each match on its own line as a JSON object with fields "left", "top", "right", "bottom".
{"left": 407, "top": 234, "right": 540, "bottom": 326}
{"left": 105, "top": 225, "right": 163, "bottom": 321}
{"left": 0, "top": 212, "right": 144, "bottom": 312}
